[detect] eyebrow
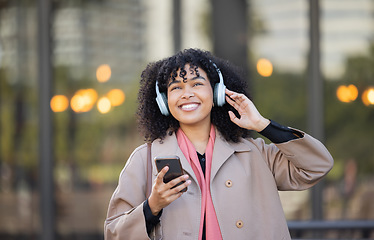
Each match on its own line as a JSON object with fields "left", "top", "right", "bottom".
{"left": 168, "top": 76, "right": 206, "bottom": 87}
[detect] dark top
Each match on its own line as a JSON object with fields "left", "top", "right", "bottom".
{"left": 143, "top": 120, "right": 302, "bottom": 236}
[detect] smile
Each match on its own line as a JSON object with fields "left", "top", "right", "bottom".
{"left": 180, "top": 103, "right": 199, "bottom": 111}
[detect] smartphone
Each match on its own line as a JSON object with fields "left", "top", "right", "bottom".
{"left": 154, "top": 155, "right": 187, "bottom": 192}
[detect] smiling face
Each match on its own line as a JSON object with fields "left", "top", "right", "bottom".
{"left": 167, "top": 64, "right": 214, "bottom": 129}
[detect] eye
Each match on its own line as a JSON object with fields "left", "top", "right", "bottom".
{"left": 193, "top": 82, "right": 203, "bottom": 87}
{"left": 169, "top": 86, "right": 181, "bottom": 91}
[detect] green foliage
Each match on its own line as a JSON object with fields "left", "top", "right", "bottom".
{"left": 51, "top": 66, "right": 144, "bottom": 187}
{"left": 0, "top": 68, "right": 16, "bottom": 163}
{"left": 325, "top": 46, "right": 374, "bottom": 175}
{"left": 252, "top": 43, "right": 374, "bottom": 178}
{"left": 0, "top": 67, "right": 38, "bottom": 170}
{"left": 252, "top": 71, "right": 307, "bottom": 130}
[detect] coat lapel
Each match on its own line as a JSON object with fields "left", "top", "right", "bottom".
{"left": 210, "top": 131, "right": 252, "bottom": 182}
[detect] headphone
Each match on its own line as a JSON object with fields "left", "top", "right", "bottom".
{"left": 155, "top": 61, "right": 226, "bottom": 116}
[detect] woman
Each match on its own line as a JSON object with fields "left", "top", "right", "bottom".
{"left": 104, "top": 48, "right": 333, "bottom": 240}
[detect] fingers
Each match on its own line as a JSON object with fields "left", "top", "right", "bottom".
{"left": 228, "top": 111, "right": 239, "bottom": 125}
{"left": 168, "top": 174, "right": 191, "bottom": 193}
{"left": 225, "top": 88, "right": 243, "bottom": 100}
{"left": 155, "top": 167, "right": 190, "bottom": 187}
{"left": 225, "top": 88, "right": 238, "bottom": 101}
{"left": 154, "top": 168, "right": 190, "bottom": 195}
{"left": 149, "top": 171, "right": 190, "bottom": 214}
{"left": 225, "top": 89, "right": 248, "bottom": 106}
{"left": 225, "top": 88, "right": 235, "bottom": 96}
{"left": 226, "top": 95, "right": 240, "bottom": 112}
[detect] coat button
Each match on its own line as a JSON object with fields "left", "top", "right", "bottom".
{"left": 236, "top": 220, "right": 244, "bottom": 228}
{"left": 225, "top": 180, "right": 233, "bottom": 188}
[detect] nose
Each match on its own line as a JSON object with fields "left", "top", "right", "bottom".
{"left": 181, "top": 87, "right": 194, "bottom": 99}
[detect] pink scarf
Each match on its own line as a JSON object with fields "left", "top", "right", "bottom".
{"left": 176, "top": 125, "right": 222, "bottom": 240}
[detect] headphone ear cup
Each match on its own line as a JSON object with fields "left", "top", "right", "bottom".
{"left": 214, "top": 82, "right": 226, "bottom": 107}
{"left": 156, "top": 92, "right": 169, "bottom": 116}
{"left": 210, "top": 60, "right": 226, "bottom": 107}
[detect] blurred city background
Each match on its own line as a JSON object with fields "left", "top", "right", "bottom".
{"left": 1, "top": 0, "right": 374, "bottom": 239}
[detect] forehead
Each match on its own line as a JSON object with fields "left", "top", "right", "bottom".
{"left": 166, "top": 64, "right": 211, "bottom": 88}
{"left": 175, "top": 64, "right": 206, "bottom": 78}
{"left": 167, "top": 64, "right": 209, "bottom": 87}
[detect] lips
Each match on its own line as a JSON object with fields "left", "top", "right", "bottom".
{"left": 179, "top": 103, "right": 199, "bottom": 111}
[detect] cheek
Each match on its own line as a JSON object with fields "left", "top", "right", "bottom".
{"left": 206, "top": 89, "right": 214, "bottom": 104}
{"left": 166, "top": 92, "right": 177, "bottom": 106}
{"left": 167, "top": 94, "right": 181, "bottom": 118}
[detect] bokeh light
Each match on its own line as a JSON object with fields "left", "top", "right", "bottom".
{"left": 84, "top": 88, "right": 98, "bottom": 103}
{"left": 336, "top": 84, "right": 358, "bottom": 103}
{"left": 362, "top": 87, "right": 374, "bottom": 106}
{"left": 107, "top": 89, "right": 125, "bottom": 106}
{"left": 97, "top": 97, "right": 111, "bottom": 114}
{"left": 256, "top": 58, "right": 273, "bottom": 77}
{"left": 71, "top": 89, "right": 98, "bottom": 113}
{"left": 50, "top": 95, "right": 69, "bottom": 112}
{"left": 96, "top": 64, "right": 112, "bottom": 83}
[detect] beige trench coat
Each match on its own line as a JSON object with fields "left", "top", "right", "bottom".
{"left": 104, "top": 129, "right": 333, "bottom": 240}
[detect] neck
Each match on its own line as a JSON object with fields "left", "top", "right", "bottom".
{"left": 179, "top": 122, "right": 211, "bottom": 154}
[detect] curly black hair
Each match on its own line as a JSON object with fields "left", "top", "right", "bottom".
{"left": 136, "top": 48, "right": 252, "bottom": 143}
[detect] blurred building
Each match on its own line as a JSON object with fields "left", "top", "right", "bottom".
{"left": 251, "top": 0, "right": 374, "bottom": 79}
{"left": 0, "top": 1, "right": 145, "bottom": 84}
{"left": 53, "top": 1, "right": 145, "bottom": 83}
{"left": 321, "top": 0, "right": 374, "bottom": 79}
{"left": 251, "top": 0, "right": 309, "bottom": 74}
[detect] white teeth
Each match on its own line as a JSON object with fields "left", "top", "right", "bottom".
{"left": 181, "top": 103, "right": 198, "bottom": 110}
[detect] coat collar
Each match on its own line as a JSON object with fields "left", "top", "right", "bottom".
{"left": 151, "top": 129, "right": 252, "bottom": 183}
{"left": 210, "top": 129, "right": 251, "bottom": 181}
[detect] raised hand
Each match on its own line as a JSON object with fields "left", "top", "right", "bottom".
{"left": 225, "top": 89, "right": 270, "bottom": 132}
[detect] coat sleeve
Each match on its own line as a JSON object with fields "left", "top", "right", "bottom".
{"left": 255, "top": 129, "right": 334, "bottom": 191}
{"left": 104, "top": 144, "right": 151, "bottom": 240}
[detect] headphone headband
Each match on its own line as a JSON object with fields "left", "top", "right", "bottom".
{"left": 210, "top": 61, "right": 224, "bottom": 84}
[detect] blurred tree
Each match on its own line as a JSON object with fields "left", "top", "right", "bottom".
{"left": 0, "top": 66, "right": 39, "bottom": 190}
{"left": 251, "top": 43, "right": 374, "bottom": 177}
{"left": 252, "top": 71, "right": 307, "bottom": 132}
{"left": 52, "top": 66, "right": 142, "bottom": 187}
{"left": 325, "top": 43, "right": 374, "bottom": 176}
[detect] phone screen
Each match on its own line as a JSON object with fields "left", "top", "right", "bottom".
{"left": 154, "top": 155, "right": 187, "bottom": 192}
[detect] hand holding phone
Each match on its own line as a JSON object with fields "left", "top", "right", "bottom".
{"left": 154, "top": 155, "right": 187, "bottom": 192}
